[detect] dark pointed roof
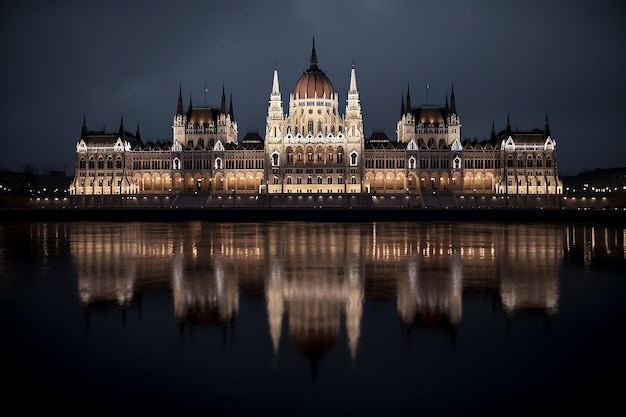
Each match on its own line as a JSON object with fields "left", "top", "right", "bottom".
{"left": 176, "top": 85, "right": 183, "bottom": 116}
{"left": 229, "top": 93, "right": 234, "bottom": 120}
{"left": 81, "top": 115, "right": 88, "bottom": 140}
{"left": 310, "top": 37, "right": 318, "bottom": 69}
{"left": 292, "top": 38, "right": 334, "bottom": 99}
{"left": 406, "top": 82, "right": 412, "bottom": 113}
{"left": 220, "top": 84, "right": 227, "bottom": 115}
{"left": 118, "top": 115, "right": 125, "bottom": 139}
{"left": 449, "top": 83, "right": 457, "bottom": 115}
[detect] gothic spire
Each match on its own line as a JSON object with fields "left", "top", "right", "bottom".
{"left": 229, "top": 92, "right": 234, "bottom": 120}
{"left": 349, "top": 64, "right": 358, "bottom": 93}
{"left": 272, "top": 65, "right": 280, "bottom": 95}
{"left": 400, "top": 93, "right": 405, "bottom": 117}
{"left": 544, "top": 113, "right": 551, "bottom": 139}
{"left": 449, "top": 83, "right": 457, "bottom": 115}
{"left": 220, "top": 84, "right": 227, "bottom": 115}
{"left": 135, "top": 123, "right": 141, "bottom": 141}
{"left": 176, "top": 84, "right": 183, "bottom": 116}
{"left": 81, "top": 115, "right": 88, "bottom": 140}
{"left": 187, "top": 94, "right": 193, "bottom": 118}
{"left": 118, "top": 115, "right": 125, "bottom": 139}
{"left": 309, "top": 37, "right": 318, "bottom": 70}
{"left": 490, "top": 120, "right": 496, "bottom": 140}
{"left": 406, "top": 82, "right": 412, "bottom": 114}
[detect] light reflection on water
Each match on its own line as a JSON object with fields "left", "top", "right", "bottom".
{"left": 1, "top": 221, "right": 624, "bottom": 416}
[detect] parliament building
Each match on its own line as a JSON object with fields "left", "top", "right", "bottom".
{"left": 70, "top": 40, "right": 563, "bottom": 206}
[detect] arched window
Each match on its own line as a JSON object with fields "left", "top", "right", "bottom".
{"left": 308, "top": 120, "right": 313, "bottom": 134}
{"left": 536, "top": 156, "right": 543, "bottom": 167}
{"left": 409, "top": 156, "right": 416, "bottom": 170}
{"left": 307, "top": 176, "right": 312, "bottom": 184}
{"left": 116, "top": 156, "right": 122, "bottom": 169}
{"left": 272, "top": 152, "right": 279, "bottom": 167}
{"left": 351, "top": 176, "right": 357, "bottom": 184}
{"left": 338, "top": 176, "right": 343, "bottom": 184}
{"left": 506, "top": 155, "right": 513, "bottom": 168}
{"left": 546, "top": 157, "right": 552, "bottom": 167}
{"left": 517, "top": 156, "right": 523, "bottom": 168}
{"left": 317, "top": 120, "right": 322, "bottom": 134}
{"left": 317, "top": 176, "right": 322, "bottom": 184}
{"left": 327, "top": 177, "right": 332, "bottom": 184}
{"left": 527, "top": 156, "right": 533, "bottom": 167}
{"left": 287, "top": 176, "right": 292, "bottom": 185}
{"left": 331, "top": 125, "right": 335, "bottom": 135}
{"left": 97, "top": 157, "right": 104, "bottom": 169}
{"left": 215, "top": 158, "right": 222, "bottom": 170}
{"left": 350, "top": 151, "right": 358, "bottom": 166}
{"left": 107, "top": 156, "right": 113, "bottom": 169}
{"left": 79, "top": 157, "right": 86, "bottom": 169}
{"left": 273, "top": 176, "right": 279, "bottom": 185}
{"left": 453, "top": 156, "right": 461, "bottom": 170}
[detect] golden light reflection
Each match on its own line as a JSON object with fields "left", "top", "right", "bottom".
{"left": 55, "top": 222, "right": 625, "bottom": 363}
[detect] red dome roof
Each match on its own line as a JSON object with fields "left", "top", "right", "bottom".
{"left": 292, "top": 39, "right": 335, "bottom": 99}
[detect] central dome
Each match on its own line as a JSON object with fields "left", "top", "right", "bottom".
{"left": 293, "top": 39, "right": 335, "bottom": 99}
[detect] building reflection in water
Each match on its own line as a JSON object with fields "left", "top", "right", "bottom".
{"left": 62, "top": 221, "right": 625, "bottom": 362}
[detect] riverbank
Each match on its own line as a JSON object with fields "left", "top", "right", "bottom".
{"left": 1, "top": 207, "right": 624, "bottom": 224}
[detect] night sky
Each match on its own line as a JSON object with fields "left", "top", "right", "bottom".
{"left": 1, "top": 0, "right": 624, "bottom": 176}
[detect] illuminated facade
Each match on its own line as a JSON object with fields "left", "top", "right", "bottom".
{"left": 69, "top": 40, "right": 563, "bottom": 202}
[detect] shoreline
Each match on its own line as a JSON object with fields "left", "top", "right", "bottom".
{"left": 1, "top": 207, "right": 624, "bottom": 224}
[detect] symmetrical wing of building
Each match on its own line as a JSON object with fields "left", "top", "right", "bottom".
{"left": 70, "top": 40, "right": 563, "bottom": 201}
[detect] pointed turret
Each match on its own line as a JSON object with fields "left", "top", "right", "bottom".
{"left": 81, "top": 115, "right": 88, "bottom": 140}
{"left": 187, "top": 95, "right": 193, "bottom": 119}
{"left": 272, "top": 65, "right": 280, "bottom": 96}
{"left": 445, "top": 91, "right": 449, "bottom": 110}
{"left": 544, "top": 113, "right": 551, "bottom": 139}
{"left": 118, "top": 115, "right": 125, "bottom": 139}
{"left": 266, "top": 65, "right": 284, "bottom": 140}
{"left": 490, "top": 120, "right": 496, "bottom": 140}
{"left": 220, "top": 84, "right": 227, "bottom": 115}
{"left": 135, "top": 123, "right": 141, "bottom": 141}
{"left": 400, "top": 94, "right": 405, "bottom": 117}
{"left": 449, "top": 83, "right": 457, "bottom": 115}
{"left": 176, "top": 84, "right": 183, "bottom": 116}
{"left": 309, "top": 37, "right": 318, "bottom": 70}
{"left": 349, "top": 64, "right": 358, "bottom": 93}
{"left": 406, "top": 83, "right": 412, "bottom": 114}
{"left": 229, "top": 93, "right": 234, "bottom": 120}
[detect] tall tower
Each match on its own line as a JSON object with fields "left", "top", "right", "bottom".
{"left": 266, "top": 66, "right": 285, "bottom": 145}
{"left": 265, "top": 38, "right": 363, "bottom": 194}
{"left": 173, "top": 85, "right": 186, "bottom": 145}
{"left": 345, "top": 64, "right": 364, "bottom": 189}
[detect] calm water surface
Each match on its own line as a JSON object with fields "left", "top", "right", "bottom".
{"left": 1, "top": 221, "right": 625, "bottom": 416}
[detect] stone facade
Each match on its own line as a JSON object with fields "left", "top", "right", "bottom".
{"left": 70, "top": 40, "right": 563, "bottom": 201}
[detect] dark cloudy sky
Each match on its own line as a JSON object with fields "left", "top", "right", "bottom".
{"left": 1, "top": 0, "right": 624, "bottom": 176}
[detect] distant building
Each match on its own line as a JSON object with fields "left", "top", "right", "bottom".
{"left": 562, "top": 167, "right": 626, "bottom": 195}
{"left": 69, "top": 39, "right": 563, "bottom": 202}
